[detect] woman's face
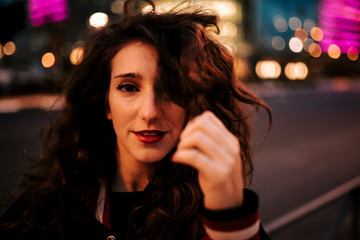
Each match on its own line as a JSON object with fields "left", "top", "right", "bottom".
{"left": 107, "top": 41, "right": 186, "bottom": 165}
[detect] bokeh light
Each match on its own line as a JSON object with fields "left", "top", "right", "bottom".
{"left": 0, "top": 44, "right": 4, "bottom": 59}
{"left": 272, "top": 36, "right": 286, "bottom": 51}
{"left": 143, "top": 1, "right": 238, "bottom": 20}
{"left": 236, "top": 42, "right": 252, "bottom": 58}
{"left": 289, "top": 17, "right": 302, "bottom": 31}
{"left": 220, "top": 22, "right": 237, "bottom": 37}
{"left": 273, "top": 15, "right": 288, "bottom": 32}
{"left": 310, "top": 27, "right": 324, "bottom": 42}
{"left": 303, "top": 38, "right": 315, "bottom": 52}
{"left": 210, "top": 1, "right": 238, "bottom": 18}
{"left": 111, "top": 0, "right": 124, "bottom": 14}
{"left": 69, "top": 47, "right": 84, "bottom": 65}
{"left": 255, "top": 60, "right": 282, "bottom": 80}
{"left": 295, "top": 29, "right": 308, "bottom": 42}
{"left": 4, "top": 42, "right": 16, "bottom": 56}
{"left": 234, "top": 57, "right": 250, "bottom": 80}
{"left": 309, "top": 43, "right": 322, "bottom": 58}
{"left": 284, "top": 62, "right": 308, "bottom": 80}
{"left": 289, "top": 37, "right": 303, "bottom": 53}
{"left": 223, "top": 42, "right": 237, "bottom": 56}
{"left": 89, "top": 12, "right": 108, "bottom": 28}
{"left": 41, "top": 52, "right": 56, "bottom": 68}
{"left": 328, "top": 44, "right": 341, "bottom": 59}
{"left": 143, "top": 2, "right": 172, "bottom": 13}
{"left": 347, "top": 47, "right": 359, "bottom": 61}
{"left": 303, "top": 19, "right": 316, "bottom": 33}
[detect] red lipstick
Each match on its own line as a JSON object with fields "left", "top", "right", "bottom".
{"left": 134, "top": 130, "right": 165, "bottom": 143}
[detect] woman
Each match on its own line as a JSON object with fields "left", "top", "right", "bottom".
{"left": 0, "top": 0, "right": 271, "bottom": 239}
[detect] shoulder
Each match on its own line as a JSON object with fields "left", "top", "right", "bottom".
{"left": 1, "top": 194, "right": 113, "bottom": 240}
{"left": 0, "top": 190, "right": 112, "bottom": 240}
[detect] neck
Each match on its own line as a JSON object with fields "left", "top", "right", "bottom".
{"left": 112, "top": 151, "right": 151, "bottom": 192}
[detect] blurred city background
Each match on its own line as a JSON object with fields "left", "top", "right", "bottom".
{"left": 0, "top": 0, "right": 359, "bottom": 239}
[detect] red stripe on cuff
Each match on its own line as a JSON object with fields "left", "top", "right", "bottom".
{"left": 202, "top": 234, "right": 259, "bottom": 240}
{"left": 202, "top": 210, "right": 259, "bottom": 232}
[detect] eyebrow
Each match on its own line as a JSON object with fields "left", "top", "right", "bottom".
{"left": 113, "top": 72, "right": 142, "bottom": 79}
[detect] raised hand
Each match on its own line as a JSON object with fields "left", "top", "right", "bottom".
{"left": 172, "top": 111, "right": 244, "bottom": 210}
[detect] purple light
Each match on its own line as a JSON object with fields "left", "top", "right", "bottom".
{"left": 28, "top": 0, "right": 68, "bottom": 27}
{"left": 318, "top": 0, "right": 360, "bottom": 53}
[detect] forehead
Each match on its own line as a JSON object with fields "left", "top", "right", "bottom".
{"left": 111, "top": 41, "right": 158, "bottom": 68}
{"left": 110, "top": 41, "right": 159, "bottom": 83}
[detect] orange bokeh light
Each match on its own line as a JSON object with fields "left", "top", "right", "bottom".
{"left": 309, "top": 43, "right": 322, "bottom": 58}
{"left": 41, "top": 52, "right": 56, "bottom": 68}
{"left": 295, "top": 29, "right": 308, "bottom": 42}
{"left": 328, "top": 44, "right": 341, "bottom": 59}
{"left": 310, "top": 27, "right": 324, "bottom": 41}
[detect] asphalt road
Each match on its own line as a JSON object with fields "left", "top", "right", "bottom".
{"left": 0, "top": 84, "right": 359, "bottom": 239}
{"left": 250, "top": 87, "right": 360, "bottom": 239}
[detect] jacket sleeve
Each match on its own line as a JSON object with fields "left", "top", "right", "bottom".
{"left": 200, "top": 189, "right": 263, "bottom": 240}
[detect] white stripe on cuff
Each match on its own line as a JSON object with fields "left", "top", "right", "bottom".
{"left": 96, "top": 184, "right": 106, "bottom": 223}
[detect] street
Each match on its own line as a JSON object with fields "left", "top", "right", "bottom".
{"left": 1, "top": 82, "right": 360, "bottom": 239}
{"left": 250, "top": 83, "right": 360, "bottom": 239}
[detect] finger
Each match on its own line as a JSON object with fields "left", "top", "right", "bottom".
{"left": 182, "top": 111, "right": 237, "bottom": 147}
{"left": 181, "top": 112, "right": 222, "bottom": 140}
{"left": 203, "top": 111, "right": 240, "bottom": 147}
{"left": 173, "top": 148, "right": 241, "bottom": 195}
{"left": 181, "top": 111, "right": 240, "bottom": 155}
{"left": 172, "top": 148, "right": 226, "bottom": 177}
{"left": 177, "top": 130, "right": 233, "bottom": 164}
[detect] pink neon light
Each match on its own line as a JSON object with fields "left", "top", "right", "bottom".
{"left": 29, "top": 0, "right": 68, "bottom": 27}
{"left": 318, "top": 0, "right": 360, "bottom": 53}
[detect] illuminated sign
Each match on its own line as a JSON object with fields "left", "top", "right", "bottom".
{"left": 28, "top": 0, "right": 68, "bottom": 27}
{"left": 318, "top": 0, "right": 360, "bottom": 53}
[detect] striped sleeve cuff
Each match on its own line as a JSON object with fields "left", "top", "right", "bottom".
{"left": 201, "top": 189, "right": 260, "bottom": 240}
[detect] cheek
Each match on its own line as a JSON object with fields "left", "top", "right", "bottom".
{"left": 107, "top": 95, "right": 130, "bottom": 125}
{"left": 109, "top": 103, "right": 129, "bottom": 120}
{"left": 169, "top": 105, "right": 187, "bottom": 131}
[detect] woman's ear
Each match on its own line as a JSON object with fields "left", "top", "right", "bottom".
{"left": 106, "top": 110, "right": 112, "bottom": 120}
{"left": 105, "top": 90, "right": 112, "bottom": 120}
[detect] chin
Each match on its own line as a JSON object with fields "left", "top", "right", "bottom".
{"left": 137, "top": 151, "right": 168, "bottom": 164}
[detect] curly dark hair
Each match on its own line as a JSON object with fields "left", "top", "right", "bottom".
{"left": 1, "top": 0, "right": 271, "bottom": 239}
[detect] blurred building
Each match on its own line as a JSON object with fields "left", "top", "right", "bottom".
{"left": 0, "top": 0, "right": 359, "bottom": 96}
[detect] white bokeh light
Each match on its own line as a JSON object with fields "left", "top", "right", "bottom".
{"left": 289, "top": 37, "right": 303, "bottom": 53}
{"left": 284, "top": 62, "right": 308, "bottom": 80}
{"left": 89, "top": 12, "right": 109, "bottom": 28}
{"left": 255, "top": 60, "right": 282, "bottom": 79}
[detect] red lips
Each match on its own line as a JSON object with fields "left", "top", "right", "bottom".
{"left": 134, "top": 130, "right": 166, "bottom": 143}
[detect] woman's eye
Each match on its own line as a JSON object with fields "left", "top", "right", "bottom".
{"left": 117, "top": 83, "right": 139, "bottom": 93}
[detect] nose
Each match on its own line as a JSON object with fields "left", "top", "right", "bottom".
{"left": 139, "top": 88, "right": 161, "bottom": 123}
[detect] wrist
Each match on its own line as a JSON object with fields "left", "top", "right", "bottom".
{"left": 202, "top": 187, "right": 244, "bottom": 211}
{"left": 201, "top": 189, "right": 259, "bottom": 221}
